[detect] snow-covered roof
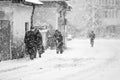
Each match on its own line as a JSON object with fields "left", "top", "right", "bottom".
{"left": 25, "top": 0, "right": 43, "bottom": 4}
{"left": 39, "top": 0, "right": 69, "bottom": 1}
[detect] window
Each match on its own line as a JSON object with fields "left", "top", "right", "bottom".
{"left": 25, "top": 22, "right": 29, "bottom": 32}
{"left": 102, "top": 9, "right": 117, "bottom": 18}
{"left": 104, "top": 10, "right": 108, "bottom": 18}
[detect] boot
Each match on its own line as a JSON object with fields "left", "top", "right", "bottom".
{"left": 39, "top": 54, "right": 41, "bottom": 58}
{"left": 57, "top": 50, "right": 59, "bottom": 54}
{"left": 30, "top": 55, "right": 34, "bottom": 60}
{"left": 60, "top": 49, "right": 63, "bottom": 54}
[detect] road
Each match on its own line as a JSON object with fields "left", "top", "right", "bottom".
{"left": 0, "top": 39, "right": 120, "bottom": 80}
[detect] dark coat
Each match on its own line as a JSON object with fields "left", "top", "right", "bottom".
{"left": 34, "top": 30, "right": 44, "bottom": 53}
{"left": 24, "top": 30, "right": 36, "bottom": 56}
{"left": 24, "top": 31, "right": 36, "bottom": 47}
{"left": 89, "top": 32, "right": 95, "bottom": 40}
{"left": 35, "top": 30, "right": 43, "bottom": 47}
{"left": 54, "top": 31, "right": 63, "bottom": 48}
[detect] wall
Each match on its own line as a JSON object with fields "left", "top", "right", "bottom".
{"left": 33, "top": 6, "right": 57, "bottom": 47}
{"left": 0, "top": 2, "right": 33, "bottom": 43}
{"left": 0, "top": 2, "right": 13, "bottom": 60}
{"left": 12, "top": 4, "right": 32, "bottom": 41}
{"left": 0, "top": 2, "right": 13, "bottom": 20}
{"left": 34, "top": 4, "right": 58, "bottom": 29}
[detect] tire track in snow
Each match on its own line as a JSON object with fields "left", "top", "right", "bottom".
{"left": 0, "top": 65, "right": 28, "bottom": 73}
{"left": 58, "top": 40, "right": 120, "bottom": 80}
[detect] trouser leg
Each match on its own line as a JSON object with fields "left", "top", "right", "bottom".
{"left": 33, "top": 53, "right": 36, "bottom": 59}
{"left": 60, "top": 47, "right": 63, "bottom": 54}
{"left": 56, "top": 47, "right": 59, "bottom": 54}
{"left": 92, "top": 40, "right": 94, "bottom": 47}
{"left": 34, "top": 47, "right": 37, "bottom": 58}
{"left": 29, "top": 50, "right": 34, "bottom": 60}
{"left": 25, "top": 45, "right": 29, "bottom": 55}
{"left": 59, "top": 42, "right": 63, "bottom": 54}
{"left": 29, "top": 47, "right": 36, "bottom": 60}
{"left": 30, "top": 54, "right": 34, "bottom": 60}
{"left": 90, "top": 39, "right": 94, "bottom": 47}
{"left": 38, "top": 46, "right": 44, "bottom": 58}
{"left": 38, "top": 49, "right": 42, "bottom": 58}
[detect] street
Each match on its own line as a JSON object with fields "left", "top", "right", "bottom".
{"left": 0, "top": 39, "right": 120, "bottom": 80}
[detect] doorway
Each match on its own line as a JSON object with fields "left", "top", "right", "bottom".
{"left": 0, "top": 20, "right": 11, "bottom": 60}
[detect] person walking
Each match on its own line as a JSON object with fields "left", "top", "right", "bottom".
{"left": 24, "top": 27, "right": 37, "bottom": 60}
{"left": 89, "top": 31, "right": 95, "bottom": 47}
{"left": 54, "top": 30, "right": 64, "bottom": 54}
{"left": 34, "top": 29, "right": 44, "bottom": 58}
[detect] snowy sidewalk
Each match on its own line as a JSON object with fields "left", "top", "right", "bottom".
{"left": 0, "top": 39, "right": 119, "bottom": 72}
{"left": 0, "top": 58, "right": 31, "bottom": 73}
{"left": 0, "top": 39, "right": 120, "bottom": 80}
{"left": 0, "top": 39, "right": 95, "bottom": 73}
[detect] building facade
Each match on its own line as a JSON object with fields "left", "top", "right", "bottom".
{"left": 33, "top": 1, "right": 70, "bottom": 48}
{"left": 86, "top": 0, "right": 120, "bottom": 38}
{"left": 0, "top": 0, "right": 70, "bottom": 60}
{"left": 0, "top": 1, "right": 32, "bottom": 60}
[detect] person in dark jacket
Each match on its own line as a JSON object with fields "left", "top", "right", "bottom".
{"left": 54, "top": 30, "right": 64, "bottom": 54}
{"left": 46, "top": 30, "right": 56, "bottom": 49}
{"left": 89, "top": 31, "right": 95, "bottom": 47}
{"left": 24, "top": 28, "right": 37, "bottom": 60}
{"left": 34, "top": 29, "right": 44, "bottom": 58}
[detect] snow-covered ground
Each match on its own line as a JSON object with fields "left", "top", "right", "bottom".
{"left": 0, "top": 39, "right": 120, "bottom": 80}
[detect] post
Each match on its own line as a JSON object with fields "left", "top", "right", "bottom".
{"left": 10, "top": 21, "right": 13, "bottom": 60}
{"left": 63, "top": 15, "right": 67, "bottom": 49}
{"left": 57, "top": 2, "right": 68, "bottom": 49}
{"left": 31, "top": 4, "right": 35, "bottom": 29}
